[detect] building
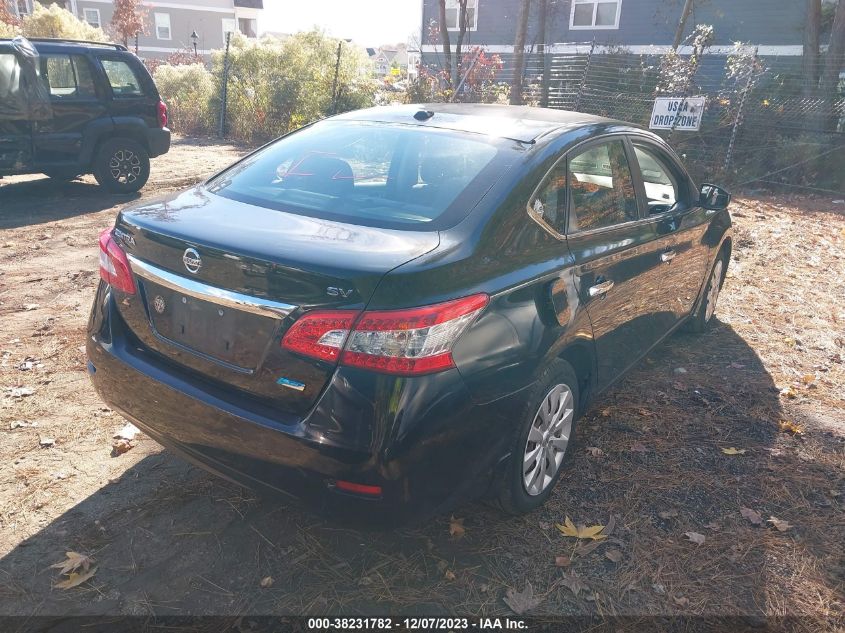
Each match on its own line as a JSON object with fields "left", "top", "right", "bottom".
{"left": 419, "top": 0, "right": 807, "bottom": 59}
{"left": 368, "top": 43, "right": 421, "bottom": 79}
{"left": 8, "top": 0, "right": 263, "bottom": 58}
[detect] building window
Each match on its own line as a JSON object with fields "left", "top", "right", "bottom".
{"left": 569, "top": 0, "right": 621, "bottom": 30}
{"left": 222, "top": 18, "right": 237, "bottom": 41}
{"left": 445, "top": 0, "right": 477, "bottom": 31}
{"left": 83, "top": 8, "right": 101, "bottom": 29}
{"left": 238, "top": 17, "right": 257, "bottom": 37}
{"left": 154, "top": 13, "right": 172, "bottom": 40}
{"left": 15, "top": 0, "right": 32, "bottom": 16}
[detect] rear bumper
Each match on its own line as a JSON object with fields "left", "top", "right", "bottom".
{"left": 86, "top": 285, "right": 525, "bottom": 524}
{"left": 146, "top": 127, "right": 171, "bottom": 158}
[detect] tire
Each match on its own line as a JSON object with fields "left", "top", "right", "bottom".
{"left": 497, "top": 359, "right": 580, "bottom": 515}
{"left": 42, "top": 167, "right": 80, "bottom": 181}
{"left": 93, "top": 138, "right": 150, "bottom": 193}
{"left": 686, "top": 250, "right": 727, "bottom": 334}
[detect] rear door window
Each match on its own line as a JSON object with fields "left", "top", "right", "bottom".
{"left": 207, "top": 121, "right": 507, "bottom": 230}
{"left": 100, "top": 59, "right": 144, "bottom": 97}
{"left": 567, "top": 140, "right": 639, "bottom": 233}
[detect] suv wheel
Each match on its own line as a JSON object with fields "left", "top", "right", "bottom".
{"left": 497, "top": 360, "right": 580, "bottom": 514}
{"left": 93, "top": 138, "right": 150, "bottom": 193}
{"left": 43, "top": 167, "right": 80, "bottom": 181}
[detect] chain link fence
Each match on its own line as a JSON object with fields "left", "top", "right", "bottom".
{"left": 438, "top": 45, "right": 845, "bottom": 194}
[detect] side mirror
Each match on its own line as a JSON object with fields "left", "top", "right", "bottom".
{"left": 699, "top": 183, "right": 731, "bottom": 210}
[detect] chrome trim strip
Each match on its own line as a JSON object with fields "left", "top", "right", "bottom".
{"left": 127, "top": 255, "right": 297, "bottom": 318}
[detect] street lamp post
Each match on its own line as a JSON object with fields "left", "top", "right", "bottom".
{"left": 190, "top": 30, "right": 199, "bottom": 59}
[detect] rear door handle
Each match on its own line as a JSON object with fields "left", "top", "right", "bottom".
{"left": 589, "top": 280, "right": 614, "bottom": 297}
{"left": 660, "top": 249, "right": 676, "bottom": 262}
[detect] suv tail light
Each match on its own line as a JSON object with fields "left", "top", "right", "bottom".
{"left": 157, "top": 100, "right": 168, "bottom": 127}
{"left": 281, "top": 294, "right": 488, "bottom": 376}
{"left": 98, "top": 229, "right": 136, "bottom": 294}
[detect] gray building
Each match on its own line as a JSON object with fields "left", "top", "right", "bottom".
{"left": 9, "top": 0, "right": 263, "bottom": 58}
{"left": 420, "top": 0, "right": 807, "bottom": 58}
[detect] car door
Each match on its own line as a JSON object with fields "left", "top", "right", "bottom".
{"left": 33, "top": 53, "right": 106, "bottom": 167}
{"left": 563, "top": 137, "right": 668, "bottom": 391}
{"left": 95, "top": 55, "right": 159, "bottom": 128}
{"left": 628, "top": 137, "right": 710, "bottom": 326}
{"left": 0, "top": 49, "right": 32, "bottom": 172}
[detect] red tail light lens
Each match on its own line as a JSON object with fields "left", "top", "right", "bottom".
{"left": 98, "top": 229, "right": 136, "bottom": 294}
{"left": 333, "top": 480, "right": 383, "bottom": 497}
{"left": 281, "top": 294, "right": 488, "bottom": 376}
{"left": 157, "top": 100, "right": 168, "bottom": 127}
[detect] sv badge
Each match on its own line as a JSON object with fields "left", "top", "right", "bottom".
{"left": 326, "top": 287, "right": 354, "bottom": 298}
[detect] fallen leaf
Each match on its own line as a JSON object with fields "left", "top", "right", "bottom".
{"left": 444, "top": 569, "right": 456, "bottom": 581}
{"left": 652, "top": 583, "right": 666, "bottom": 594}
{"left": 673, "top": 596, "right": 690, "bottom": 607}
{"left": 721, "top": 447, "right": 747, "bottom": 455}
{"left": 9, "top": 387, "right": 35, "bottom": 398}
{"left": 684, "top": 531, "right": 705, "bottom": 545}
{"left": 605, "top": 549, "right": 622, "bottom": 563}
{"left": 778, "top": 420, "right": 804, "bottom": 436}
{"left": 600, "top": 408, "right": 611, "bottom": 417}
{"left": 51, "top": 552, "right": 93, "bottom": 575}
{"left": 503, "top": 582, "right": 543, "bottom": 615}
{"left": 573, "top": 540, "right": 602, "bottom": 558}
{"left": 54, "top": 567, "right": 97, "bottom": 590}
{"left": 449, "top": 516, "right": 466, "bottom": 539}
{"left": 767, "top": 517, "right": 792, "bottom": 532}
{"left": 554, "top": 555, "right": 571, "bottom": 567}
{"left": 586, "top": 446, "right": 605, "bottom": 457}
{"left": 779, "top": 386, "right": 797, "bottom": 399}
{"left": 10, "top": 420, "right": 36, "bottom": 430}
{"left": 800, "top": 374, "right": 816, "bottom": 385}
{"left": 23, "top": 303, "right": 39, "bottom": 311}
{"left": 740, "top": 507, "right": 763, "bottom": 526}
{"left": 555, "top": 516, "right": 607, "bottom": 541}
{"left": 630, "top": 442, "right": 648, "bottom": 453}
{"left": 703, "top": 521, "right": 721, "bottom": 531}
{"left": 658, "top": 510, "right": 679, "bottom": 520}
{"left": 39, "top": 436, "right": 55, "bottom": 448}
{"left": 111, "top": 439, "right": 133, "bottom": 456}
{"left": 560, "top": 570, "right": 589, "bottom": 597}
{"left": 260, "top": 576, "right": 274, "bottom": 588}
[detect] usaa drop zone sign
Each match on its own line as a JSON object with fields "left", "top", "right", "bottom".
{"left": 649, "top": 96, "right": 706, "bottom": 131}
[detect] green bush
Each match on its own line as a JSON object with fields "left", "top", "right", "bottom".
{"left": 153, "top": 63, "right": 215, "bottom": 135}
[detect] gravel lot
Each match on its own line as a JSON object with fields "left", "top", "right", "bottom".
{"left": 1, "top": 138, "right": 843, "bottom": 630}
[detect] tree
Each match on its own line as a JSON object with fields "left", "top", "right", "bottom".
{"left": 803, "top": 0, "right": 821, "bottom": 98}
{"left": 509, "top": 0, "right": 531, "bottom": 105}
{"left": 672, "top": 0, "right": 694, "bottom": 49}
{"left": 819, "top": 0, "right": 845, "bottom": 102}
{"left": 18, "top": 3, "right": 108, "bottom": 41}
{"left": 110, "top": 0, "right": 148, "bottom": 48}
{"left": 435, "top": 0, "right": 470, "bottom": 91}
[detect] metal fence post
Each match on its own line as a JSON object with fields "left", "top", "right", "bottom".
{"left": 573, "top": 40, "right": 595, "bottom": 112}
{"left": 723, "top": 46, "right": 758, "bottom": 174}
{"left": 218, "top": 31, "right": 231, "bottom": 138}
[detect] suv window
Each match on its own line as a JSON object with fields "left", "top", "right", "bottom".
{"left": 632, "top": 142, "right": 680, "bottom": 213}
{"left": 42, "top": 55, "right": 96, "bottom": 99}
{"left": 101, "top": 59, "right": 144, "bottom": 97}
{"left": 568, "top": 140, "right": 638, "bottom": 233}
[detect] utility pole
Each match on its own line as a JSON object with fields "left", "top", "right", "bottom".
{"left": 219, "top": 31, "right": 231, "bottom": 137}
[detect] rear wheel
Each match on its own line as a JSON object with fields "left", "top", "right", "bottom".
{"left": 686, "top": 251, "right": 727, "bottom": 333}
{"left": 93, "top": 138, "right": 150, "bottom": 193}
{"left": 497, "top": 360, "right": 579, "bottom": 515}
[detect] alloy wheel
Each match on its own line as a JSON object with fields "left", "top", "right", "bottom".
{"left": 522, "top": 383, "right": 574, "bottom": 496}
{"left": 704, "top": 259, "right": 724, "bottom": 322}
{"left": 109, "top": 149, "right": 142, "bottom": 185}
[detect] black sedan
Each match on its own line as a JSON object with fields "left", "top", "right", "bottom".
{"left": 87, "top": 104, "right": 731, "bottom": 522}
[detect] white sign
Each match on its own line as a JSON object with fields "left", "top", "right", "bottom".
{"left": 649, "top": 96, "right": 706, "bottom": 131}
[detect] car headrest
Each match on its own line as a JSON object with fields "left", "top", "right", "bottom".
{"left": 284, "top": 154, "right": 354, "bottom": 196}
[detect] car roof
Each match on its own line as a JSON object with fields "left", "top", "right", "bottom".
{"left": 334, "top": 104, "right": 630, "bottom": 144}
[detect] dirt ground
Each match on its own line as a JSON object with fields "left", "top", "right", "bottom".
{"left": 0, "top": 137, "right": 843, "bottom": 630}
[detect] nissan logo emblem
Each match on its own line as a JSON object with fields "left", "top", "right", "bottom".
{"left": 182, "top": 248, "right": 202, "bottom": 274}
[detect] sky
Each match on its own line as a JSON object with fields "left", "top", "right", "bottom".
{"left": 261, "top": 0, "right": 423, "bottom": 48}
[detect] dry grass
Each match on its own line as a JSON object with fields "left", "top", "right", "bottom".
{"left": 0, "top": 145, "right": 843, "bottom": 630}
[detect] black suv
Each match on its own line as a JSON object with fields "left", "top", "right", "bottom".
{"left": 0, "top": 37, "right": 169, "bottom": 192}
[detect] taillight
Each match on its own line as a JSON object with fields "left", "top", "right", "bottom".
{"left": 281, "top": 294, "right": 488, "bottom": 376}
{"left": 98, "top": 229, "right": 136, "bottom": 294}
{"left": 157, "top": 100, "right": 167, "bottom": 127}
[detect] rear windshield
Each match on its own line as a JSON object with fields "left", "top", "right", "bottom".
{"left": 207, "top": 120, "right": 507, "bottom": 229}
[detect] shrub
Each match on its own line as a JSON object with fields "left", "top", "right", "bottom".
{"left": 153, "top": 63, "right": 215, "bottom": 135}
{"left": 20, "top": 2, "right": 109, "bottom": 41}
